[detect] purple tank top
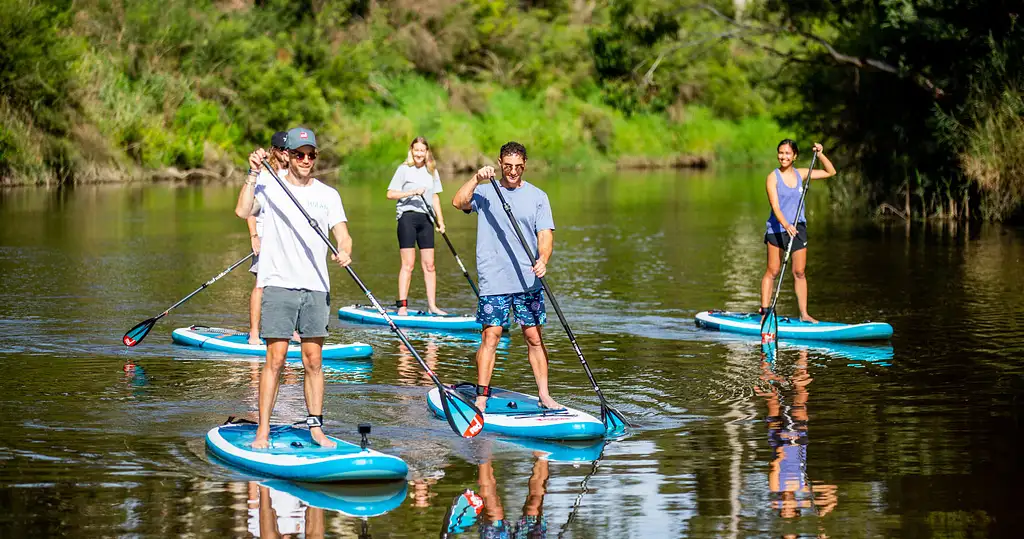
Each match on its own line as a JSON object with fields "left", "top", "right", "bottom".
{"left": 766, "top": 168, "right": 806, "bottom": 234}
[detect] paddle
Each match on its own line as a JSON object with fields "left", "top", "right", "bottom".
{"left": 122, "top": 252, "right": 255, "bottom": 347}
{"left": 260, "top": 160, "right": 483, "bottom": 438}
{"left": 419, "top": 193, "right": 480, "bottom": 298}
{"left": 760, "top": 150, "right": 819, "bottom": 344}
{"left": 487, "top": 176, "right": 630, "bottom": 436}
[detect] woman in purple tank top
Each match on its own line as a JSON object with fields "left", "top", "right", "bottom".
{"left": 760, "top": 139, "right": 836, "bottom": 323}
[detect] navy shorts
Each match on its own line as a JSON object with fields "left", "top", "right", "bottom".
{"left": 397, "top": 211, "right": 434, "bottom": 249}
{"left": 476, "top": 290, "right": 546, "bottom": 328}
{"left": 765, "top": 222, "right": 807, "bottom": 252}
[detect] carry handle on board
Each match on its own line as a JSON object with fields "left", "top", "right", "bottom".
{"left": 261, "top": 159, "right": 483, "bottom": 438}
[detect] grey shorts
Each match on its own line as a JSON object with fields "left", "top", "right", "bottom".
{"left": 260, "top": 286, "right": 330, "bottom": 339}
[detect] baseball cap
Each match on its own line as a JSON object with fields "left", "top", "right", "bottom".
{"left": 270, "top": 131, "right": 288, "bottom": 149}
{"left": 286, "top": 127, "right": 317, "bottom": 150}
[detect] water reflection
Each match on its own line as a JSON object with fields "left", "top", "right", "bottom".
{"left": 758, "top": 349, "right": 838, "bottom": 519}
{"left": 245, "top": 480, "right": 407, "bottom": 538}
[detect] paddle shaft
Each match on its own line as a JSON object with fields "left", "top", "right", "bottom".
{"left": 486, "top": 177, "right": 615, "bottom": 409}
{"left": 158, "top": 252, "right": 254, "bottom": 320}
{"left": 764, "top": 151, "right": 818, "bottom": 324}
{"left": 261, "top": 161, "right": 447, "bottom": 387}
{"left": 419, "top": 194, "right": 480, "bottom": 297}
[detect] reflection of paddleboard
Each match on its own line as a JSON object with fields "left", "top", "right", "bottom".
{"left": 261, "top": 479, "right": 407, "bottom": 517}
{"left": 173, "top": 326, "right": 373, "bottom": 360}
{"left": 696, "top": 310, "right": 893, "bottom": 341}
{"left": 206, "top": 421, "right": 408, "bottom": 482}
{"left": 339, "top": 305, "right": 481, "bottom": 331}
{"left": 427, "top": 384, "right": 605, "bottom": 440}
{"left": 496, "top": 437, "right": 606, "bottom": 463}
{"left": 704, "top": 329, "right": 894, "bottom": 365}
{"left": 441, "top": 489, "right": 484, "bottom": 537}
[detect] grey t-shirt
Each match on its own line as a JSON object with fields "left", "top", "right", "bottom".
{"left": 387, "top": 164, "right": 443, "bottom": 220}
{"left": 469, "top": 181, "right": 555, "bottom": 296}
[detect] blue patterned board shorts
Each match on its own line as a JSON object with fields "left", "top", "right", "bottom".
{"left": 476, "top": 290, "right": 547, "bottom": 328}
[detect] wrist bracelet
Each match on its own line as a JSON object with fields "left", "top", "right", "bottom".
{"left": 251, "top": 234, "right": 259, "bottom": 238}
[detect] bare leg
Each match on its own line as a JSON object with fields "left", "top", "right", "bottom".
{"left": 760, "top": 244, "right": 783, "bottom": 314}
{"left": 475, "top": 326, "right": 504, "bottom": 411}
{"left": 398, "top": 248, "right": 416, "bottom": 316}
{"left": 421, "top": 248, "right": 447, "bottom": 314}
{"left": 249, "top": 285, "right": 263, "bottom": 345}
{"left": 478, "top": 460, "right": 505, "bottom": 523}
{"left": 523, "top": 325, "right": 561, "bottom": 409}
{"left": 300, "top": 337, "right": 336, "bottom": 448}
{"left": 792, "top": 249, "right": 817, "bottom": 323}
{"left": 253, "top": 339, "right": 289, "bottom": 448}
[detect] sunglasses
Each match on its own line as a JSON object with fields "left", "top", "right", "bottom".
{"left": 501, "top": 163, "right": 525, "bottom": 173}
{"left": 290, "top": 150, "right": 318, "bottom": 161}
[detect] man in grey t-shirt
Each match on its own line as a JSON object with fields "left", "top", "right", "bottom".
{"left": 452, "top": 141, "right": 562, "bottom": 412}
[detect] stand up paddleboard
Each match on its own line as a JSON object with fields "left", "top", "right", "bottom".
{"left": 695, "top": 310, "right": 893, "bottom": 341}
{"left": 427, "top": 383, "right": 605, "bottom": 441}
{"left": 338, "top": 305, "right": 481, "bottom": 331}
{"left": 172, "top": 326, "right": 373, "bottom": 360}
{"left": 206, "top": 420, "right": 408, "bottom": 482}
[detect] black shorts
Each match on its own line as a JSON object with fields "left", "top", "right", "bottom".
{"left": 764, "top": 222, "right": 807, "bottom": 251}
{"left": 397, "top": 211, "right": 434, "bottom": 249}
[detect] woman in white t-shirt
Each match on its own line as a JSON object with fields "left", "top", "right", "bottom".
{"left": 386, "top": 137, "right": 448, "bottom": 316}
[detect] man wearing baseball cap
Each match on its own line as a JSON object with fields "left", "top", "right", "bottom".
{"left": 235, "top": 127, "right": 352, "bottom": 449}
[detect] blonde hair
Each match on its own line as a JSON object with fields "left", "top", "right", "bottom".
{"left": 269, "top": 147, "right": 289, "bottom": 171}
{"left": 404, "top": 136, "right": 436, "bottom": 175}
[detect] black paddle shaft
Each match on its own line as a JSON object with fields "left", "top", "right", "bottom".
{"left": 260, "top": 161, "right": 446, "bottom": 388}
{"left": 486, "top": 177, "right": 619, "bottom": 412}
{"left": 418, "top": 194, "right": 480, "bottom": 297}
{"left": 764, "top": 151, "right": 819, "bottom": 324}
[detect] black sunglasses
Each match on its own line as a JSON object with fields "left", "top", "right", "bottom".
{"left": 290, "top": 150, "right": 318, "bottom": 161}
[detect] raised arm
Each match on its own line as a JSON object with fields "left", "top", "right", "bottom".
{"left": 235, "top": 148, "right": 267, "bottom": 219}
{"left": 803, "top": 143, "right": 837, "bottom": 180}
{"left": 452, "top": 166, "right": 494, "bottom": 211}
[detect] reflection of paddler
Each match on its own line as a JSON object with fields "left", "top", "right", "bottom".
{"left": 477, "top": 456, "right": 549, "bottom": 539}
{"left": 247, "top": 481, "right": 325, "bottom": 538}
{"left": 757, "top": 350, "right": 838, "bottom": 518}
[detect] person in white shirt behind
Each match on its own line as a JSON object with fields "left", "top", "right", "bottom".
{"left": 235, "top": 126, "right": 352, "bottom": 449}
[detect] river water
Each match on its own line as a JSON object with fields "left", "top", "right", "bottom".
{"left": 0, "top": 171, "right": 1022, "bottom": 538}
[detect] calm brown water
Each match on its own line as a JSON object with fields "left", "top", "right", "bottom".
{"left": 1, "top": 171, "right": 1022, "bottom": 538}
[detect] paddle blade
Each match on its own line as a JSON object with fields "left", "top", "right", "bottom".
{"left": 438, "top": 387, "right": 484, "bottom": 438}
{"left": 122, "top": 318, "right": 157, "bottom": 347}
{"left": 441, "top": 489, "right": 484, "bottom": 537}
{"left": 602, "top": 405, "right": 630, "bottom": 436}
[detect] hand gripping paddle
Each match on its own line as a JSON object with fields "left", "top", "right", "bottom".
{"left": 261, "top": 160, "right": 483, "bottom": 438}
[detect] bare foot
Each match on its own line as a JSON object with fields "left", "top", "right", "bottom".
{"left": 398, "top": 306, "right": 409, "bottom": 316}
{"left": 429, "top": 306, "right": 448, "bottom": 315}
{"left": 799, "top": 314, "right": 819, "bottom": 323}
{"left": 291, "top": 331, "right": 301, "bottom": 343}
{"left": 538, "top": 395, "right": 563, "bottom": 410}
{"left": 309, "top": 427, "right": 337, "bottom": 448}
{"left": 475, "top": 396, "right": 489, "bottom": 413}
{"left": 248, "top": 333, "right": 262, "bottom": 346}
{"left": 252, "top": 426, "right": 271, "bottom": 449}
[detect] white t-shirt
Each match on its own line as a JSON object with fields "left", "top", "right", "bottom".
{"left": 247, "top": 487, "right": 305, "bottom": 537}
{"left": 386, "top": 164, "right": 442, "bottom": 220}
{"left": 254, "top": 174, "right": 346, "bottom": 292}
